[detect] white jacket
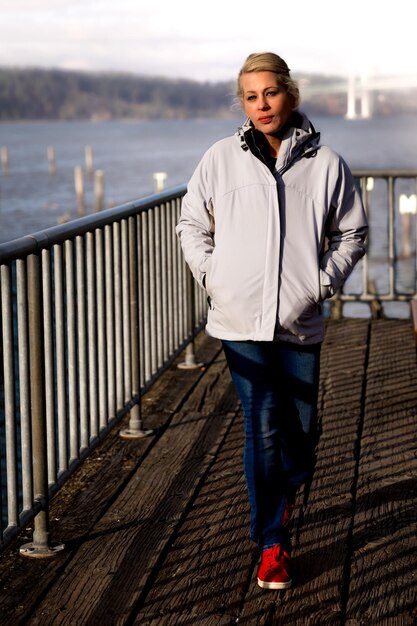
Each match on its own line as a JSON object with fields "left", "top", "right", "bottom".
{"left": 176, "top": 113, "right": 368, "bottom": 344}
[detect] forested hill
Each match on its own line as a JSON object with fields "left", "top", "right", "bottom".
{"left": 1, "top": 67, "right": 416, "bottom": 121}
{"left": 0, "top": 67, "right": 339, "bottom": 121}
{"left": 0, "top": 68, "right": 237, "bottom": 121}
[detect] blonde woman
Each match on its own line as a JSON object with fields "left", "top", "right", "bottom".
{"left": 177, "top": 52, "right": 368, "bottom": 589}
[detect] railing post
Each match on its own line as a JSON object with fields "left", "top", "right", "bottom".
{"left": 329, "top": 294, "right": 343, "bottom": 320}
{"left": 20, "top": 254, "right": 64, "bottom": 558}
{"left": 411, "top": 300, "right": 417, "bottom": 344}
{"left": 120, "top": 216, "right": 153, "bottom": 439}
{"left": 178, "top": 268, "right": 203, "bottom": 370}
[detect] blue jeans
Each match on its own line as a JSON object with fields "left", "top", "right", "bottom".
{"left": 222, "top": 340, "right": 321, "bottom": 552}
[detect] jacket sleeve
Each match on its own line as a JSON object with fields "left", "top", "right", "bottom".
{"left": 176, "top": 153, "right": 214, "bottom": 288}
{"left": 320, "top": 158, "right": 368, "bottom": 296}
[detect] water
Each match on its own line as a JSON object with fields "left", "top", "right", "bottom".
{"left": 1, "top": 114, "right": 417, "bottom": 244}
{"left": 0, "top": 118, "right": 239, "bottom": 243}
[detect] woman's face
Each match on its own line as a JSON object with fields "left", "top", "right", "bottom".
{"left": 240, "top": 71, "right": 294, "bottom": 138}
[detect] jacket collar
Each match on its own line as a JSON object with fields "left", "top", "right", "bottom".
{"left": 237, "top": 111, "right": 321, "bottom": 173}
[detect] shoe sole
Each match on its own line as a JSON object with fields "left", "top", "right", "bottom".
{"left": 257, "top": 577, "right": 292, "bottom": 590}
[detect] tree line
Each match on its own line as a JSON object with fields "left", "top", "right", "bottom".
{"left": 1, "top": 67, "right": 416, "bottom": 121}
{"left": 0, "top": 68, "right": 237, "bottom": 121}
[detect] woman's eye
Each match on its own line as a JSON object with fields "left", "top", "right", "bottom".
{"left": 266, "top": 91, "right": 278, "bottom": 97}
{"left": 246, "top": 95, "right": 256, "bottom": 101}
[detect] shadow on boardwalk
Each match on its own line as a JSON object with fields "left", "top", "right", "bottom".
{"left": 0, "top": 319, "right": 417, "bottom": 625}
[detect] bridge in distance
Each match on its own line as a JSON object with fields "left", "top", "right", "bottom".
{"left": 299, "top": 73, "right": 417, "bottom": 118}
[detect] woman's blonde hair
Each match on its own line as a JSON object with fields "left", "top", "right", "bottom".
{"left": 237, "top": 52, "right": 300, "bottom": 108}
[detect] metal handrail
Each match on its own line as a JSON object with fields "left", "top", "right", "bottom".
{"left": 340, "top": 170, "right": 417, "bottom": 307}
{"left": 0, "top": 185, "right": 187, "bottom": 262}
{"left": 1, "top": 170, "right": 417, "bottom": 555}
{"left": 0, "top": 184, "right": 207, "bottom": 554}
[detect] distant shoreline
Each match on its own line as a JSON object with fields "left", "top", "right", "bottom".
{"left": 2, "top": 67, "right": 417, "bottom": 122}
{"left": 2, "top": 112, "right": 417, "bottom": 125}
{"left": 0, "top": 115, "right": 243, "bottom": 125}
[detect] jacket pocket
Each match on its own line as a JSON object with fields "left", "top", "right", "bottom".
{"left": 204, "top": 251, "right": 216, "bottom": 295}
{"left": 319, "top": 269, "right": 334, "bottom": 301}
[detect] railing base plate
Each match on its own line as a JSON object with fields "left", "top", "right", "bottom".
{"left": 19, "top": 541, "right": 65, "bottom": 559}
{"left": 177, "top": 361, "right": 204, "bottom": 370}
{"left": 119, "top": 428, "right": 153, "bottom": 439}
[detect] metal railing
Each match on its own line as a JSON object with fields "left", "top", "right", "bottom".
{"left": 336, "top": 170, "right": 417, "bottom": 313}
{"left": 0, "top": 170, "right": 417, "bottom": 555}
{"left": 0, "top": 184, "right": 208, "bottom": 554}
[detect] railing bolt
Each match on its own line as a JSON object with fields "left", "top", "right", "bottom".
{"left": 178, "top": 342, "right": 203, "bottom": 370}
{"left": 119, "top": 402, "right": 153, "bottom": 439}
{"left": 20, "top": 531, "right": 65, "bottom": 559}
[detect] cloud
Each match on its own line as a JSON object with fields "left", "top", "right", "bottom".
{"left": 0, "top": 0, "right": 416, "bottom": 81}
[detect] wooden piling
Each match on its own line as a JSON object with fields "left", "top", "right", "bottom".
{"left": 74, "top": 166, "right": 85, "bottom": 216}
{"left": 94, "top": 170, "right": 104, "bottom": 212}
{"left": 402, "top": 213, "right": 412, "bottom": 258}
{"left": 153, "top": 172, "right": 167, "bottom": 193}
{"left": 85, "top": 145, "right": 94, "bottom": 175}
{"left": 399, "top": 194, "right": 416, "bottom": 258}
{"left": 47, "top": 146, "right": 56, "bottom": 176}
{"left": 1, "top": 146, "right": 9, "bottom": 175}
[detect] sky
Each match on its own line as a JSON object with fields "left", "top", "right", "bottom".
{"left": 0, "top": 0, "right": 417, "bottom": 82}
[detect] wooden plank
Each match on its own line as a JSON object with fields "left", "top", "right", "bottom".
{"left": 132, "top": 321, "right": 371, "bottom": 625}
{"left": 346, "top": 320, "right": 417, "bottom": 624}
{"left": 3, "top": 319, "right": 417, "bottom": 625}
{"left": 132, "top": 411, "right": 257, "bottom": 625}
{"left": 24, "top": 347, "right": 239, "bottom": 625}
{"left": 0, "top": 333, "right": 222, "bottom": 626}
{"left": 238, "top": 319, "right": 370, "bottom": 625}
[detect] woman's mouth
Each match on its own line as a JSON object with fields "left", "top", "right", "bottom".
{"left": 258, "top": 116, "right": 273, "bottom": 124}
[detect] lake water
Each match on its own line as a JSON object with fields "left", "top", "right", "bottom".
{"left": 1, "top": 114, "right": 417, "bottom": 244}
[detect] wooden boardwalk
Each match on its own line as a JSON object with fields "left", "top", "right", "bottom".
{"left": 1, "top": 319, "right": 417, "bottom": 625}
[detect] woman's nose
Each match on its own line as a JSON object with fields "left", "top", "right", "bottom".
{"left": 258, "top": 97, "right": 269, "bottom": 110}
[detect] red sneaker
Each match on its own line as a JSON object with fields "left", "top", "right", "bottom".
{"left": 257, "top": 544, "right": 292, "bottom": 590}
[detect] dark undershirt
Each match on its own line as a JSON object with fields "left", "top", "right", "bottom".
{"left": 244, "top": 111, "right": 304, "bottom": 173}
